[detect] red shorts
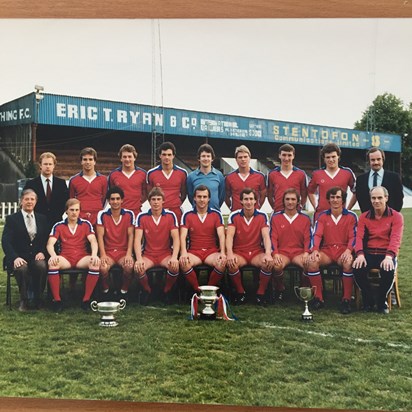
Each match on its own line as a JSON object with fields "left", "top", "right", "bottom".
{"left": 321, "top": 245, "right": 347, "bottom": 263}
{"left": 143, "top": 252, "right": 172, "bottom": 266}
{"left": 60, "top": 253, "right": 88, "bottom": 268}
{"left": 189, "top": 248, "right": 219, "bottom": 262}
{"left": 277, "top": 249, "right": 305, "bottom": 262}
{"left": 106, "top": 249, "right": 128, "bottom": 263}
{"left": 235, "top": 249, "right": 263, "bottom": 264}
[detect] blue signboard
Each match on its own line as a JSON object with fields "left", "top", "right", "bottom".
{"left": 0, "top": 94, "right": 35, "bottom": 126}
{"left": 0, "top": 93, "right": 402, "bottom": 152}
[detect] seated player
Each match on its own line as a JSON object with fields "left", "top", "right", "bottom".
{"left": 270, "top": 188, "right": 312, "bottom": 302}
{"left": 134, "top": 187, "right": 180, "bottom": 304}
{"left": 179, "top": 185, "right": 227, "bottom": 292}
{"left": 307, "top": 187, "right": 358, "bottom": 314}
{"left": 47, "top": 199, "right": 100, "bottom": 312}
{"left": 226, "top": 188, "right": 273, "bottom": 305}
{"left": 96, "top": 186, "right": 135, "bottom": 301}
{"left": 353, "top": 186, "right": 403, "bottom": 314}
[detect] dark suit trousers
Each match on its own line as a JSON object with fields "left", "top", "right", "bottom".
{"left": 354, "top": 254, "right": 394, "bottom": 310}
{"left": 14, "top": 260, "right": 47, "bottom": 301}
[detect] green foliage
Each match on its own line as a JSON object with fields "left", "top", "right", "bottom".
{"left": 24, "top": 160, "right": 38, "bottom": 178}
{"left": 354, "top": 92, "right": 412, "bottom": 187}
{"left": 1, "top": 211, "right": 412, "bottom": 411}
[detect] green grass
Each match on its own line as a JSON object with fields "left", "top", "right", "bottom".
{"left": 1, "top": 210, "right": 412, "bottom": 411}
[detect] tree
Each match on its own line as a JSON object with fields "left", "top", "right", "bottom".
{"left": 354, "top": 93, "right": 412, "bottom": 188}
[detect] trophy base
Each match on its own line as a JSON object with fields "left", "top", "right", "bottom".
{"left": 199, "top": 312, "right": 217, "bottom": 320}
{"left": 99, "top": 320, "right": 119, "bottom": 327}
{"left": 301, "top": 314, "right": 313, "bottom": 322}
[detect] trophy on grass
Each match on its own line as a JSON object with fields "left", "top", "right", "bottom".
{"left": 198, "top": 285, "right": 219, "bottom": 320}
{"left": 90, "top": 299, "right": 126, "bottom": 327}
{"left": 294, "top": 286, "right": 316, "bottom": 322}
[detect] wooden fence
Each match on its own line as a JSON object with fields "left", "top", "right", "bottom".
{"left": 0, "top": 202, "right": 19, "bottom": 220}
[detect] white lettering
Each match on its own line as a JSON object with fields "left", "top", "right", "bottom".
{"left": 87, "top": 107, "right": 98, "bottom": 121}
{"left": 56, "top": 103, "right": 66, "bottom": 117}
{"left": 67, "top": 105, "right": 79, "bottom": 119}
{"left": 321, "top": 130, "right": 329, "bottom": 140}
{"left": 129, "top": 111, "right": 140, "bottom": 124}
{"left": 117, "top": 110, "right": 127, "bottom": 123}
{"left": 170, "top": 116, "right": 177, "bottom": 127}
{"left": 103, "top": 108, "right": 112, "bottom": 121}
{"left": 154, "top": 113, "right": 163, "bottom": 127}
{"left": 182, "top": 117, "right": 189, "bottom": 129}
{"left": 142, "top": 112, "right": 151, "bottom": 125}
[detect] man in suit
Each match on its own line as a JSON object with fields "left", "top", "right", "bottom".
{"left": 24, "top": 152, "right": 69, "bottom": 230}
{"left": 348, "top": 147, "right": 404, "bottom": 212}
{"left": 2, "top": 189, "right": 49, "bottom": 311}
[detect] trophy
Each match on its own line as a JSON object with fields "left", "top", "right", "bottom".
{"left": 294, "top": 286, "right": 316, "bottom": 322}
{"left": 198, "top": 285, "right": 219, "bottom": 320}
{"left": 90, "top": 299, "right": 126, "bottom": 327}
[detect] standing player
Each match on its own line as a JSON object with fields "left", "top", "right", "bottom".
{"left": 134, "top": 187, "right": 180, "bottom": 304}
{"left": 69, "top": 147, "right": 107, "bottom": 226}
{"left": 187, "top": 143, "right": 225, "bottom": 211}
{"left": 225, "top": 145, "right": 266, "bottom": 212}
{"left": 267, "top": 144, "right": 308, "bottom": 212}
{"left": 226, "top": 188, "right": 273, "bottom": 305}
{"left": 307, "top": 187, "right": 358, "bottom": 314}
{"left": 108, "top": 144, "right": 147, "bottom": 216}
{"left": 96, "top": 186, "right": 135, "bottom": 301}
{"left": 47, "top": 199, "right": 100, "bottom": 312}
{"left": 147, "top": 141, "right": 187, "bottom": 223}
{"left": 179, "top": 185, "right": 227, "bottom": 292}
{"left": 270, "top": 188, "right": 312, "bottom": 302}
{"left": 308, "top": 143, "right": 355, "bottom": 221}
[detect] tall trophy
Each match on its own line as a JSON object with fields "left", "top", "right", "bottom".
{"left": 294, "top": 286, "right": 316, "bottom": 322}
{"left": 90, "top": 299, "right": 126, "bottom": 327}
{"left": 198, "top": 285, "right": 219, "bottom": 320}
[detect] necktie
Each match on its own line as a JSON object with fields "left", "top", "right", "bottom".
{"left": 26, "top": 214, "right": 36, "bottom": 241}
{"left": 46, "top": 178, "right": 52, "bottom": 203}
{"left": 373, "top": 172, "right": 378, "bottom": 187}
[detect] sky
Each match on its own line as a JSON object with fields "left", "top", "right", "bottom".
{"left": 1, "top": 18, "right": 412, "bottom": 129}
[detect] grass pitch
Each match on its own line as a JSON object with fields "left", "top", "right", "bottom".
{"left": 0, "top": 210, "right": 411, "bottom": 411}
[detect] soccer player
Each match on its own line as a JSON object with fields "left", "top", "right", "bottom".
{"left": 179, "top": 185, "right": 226, "bottom": 292}
{"left": 108, "top": 144, "right": 147, "bottom": 216}
{"left": 307, "top": 187, "right": 358, "bottom": 314}
{"left": 187, "top": 143, "right": 225, "bottom": 211}
{"left": 226, "top": 188, "right": 273, "bottom": 305}
{"left": 353, "top": 186, "right": 404, "bottom": 314}
{"left": 96, "top": 186, "right": 135, "bottom": 301}
{"left": 134, "top": 187, "right": 180, "bottom": 304}
{"left": 225, "top": 145, "right": 266, "bottom": 212}
{"left": 267, "top": 144, "right": 308, "bottom": 212}
{"left": 308, "top": 142, "right": 355, "bottom": 221}
{"left": 147, "top": 141, "right": 187, "bottom": 223}
{"left": 69, "top": 147, "right": 107, "bottom": 226}
{"left": 47, "top": 199, "right": 100, "bottom": 312}
{"left": 270, "top": 188, "right": 312, "bottom": 302}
